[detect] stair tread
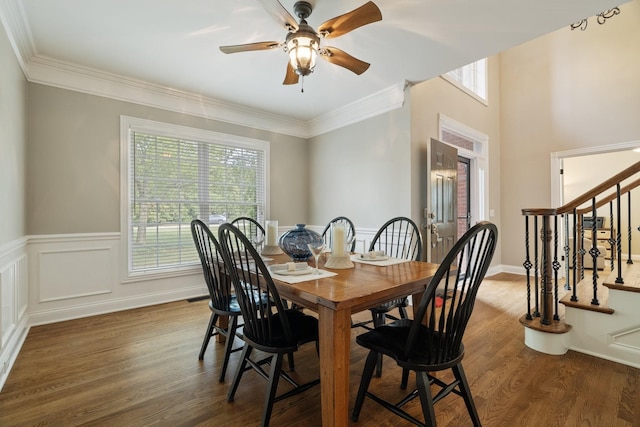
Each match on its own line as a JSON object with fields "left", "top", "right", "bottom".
{"left": 519, "top": 314, "right": 572, "bottom": 334}
{"left": 560, "top": 273, "right": 614, "bottom": 314}
{"left": 603, "top": 262, "right": 640, "bottom": 293}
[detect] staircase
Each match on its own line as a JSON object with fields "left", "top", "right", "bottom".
{"left": 519, "top": 161, "right": 640, "bottom": 368}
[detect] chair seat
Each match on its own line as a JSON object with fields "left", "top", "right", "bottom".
{"left": 244, "top": 309, "right": 318, "bottom": 351}
{"left": 356, "top": 319, "right": 465, "bottom": 371}
{"left": 209, "top": 297, "right": 241, "bottom": 315}
{"left": 369, "top": 297, "right": 407, "bottom": 314}
{"left": 210, "top": 289, "right": 268, "bottom": 315}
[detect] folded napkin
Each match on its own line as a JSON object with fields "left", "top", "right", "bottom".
{"left": 359, "top": 250, "right": 386, "bottom": 260}
{"left": 270, "top": 262, "right": 309, "bottom": 272}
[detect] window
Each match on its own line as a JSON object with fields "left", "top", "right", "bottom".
{"left": 443, "top": 58, "right": 487, "bottom": 103}
{"left": 120, "top": 116, "right": 269, "bottom": 279}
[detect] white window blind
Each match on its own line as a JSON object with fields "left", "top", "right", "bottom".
{"left": 444, "top": 58, "right": 487, "bottom": 103}
{"left": 121, "top": 116, "right": 268, "bottom": 278}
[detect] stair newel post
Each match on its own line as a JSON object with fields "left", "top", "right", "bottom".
{"left": 524, "top": 216, "right": 533, "bottom": 320}
{"left": 570, "top": 210, "right": 578, "bottom": 302}
{"left": 590, "top": 198, "right": 600, "bottom": 306}
{"left": 627, "top": 192, "right": 633, "bottom": 265}
{"left": 540, "top": 214, "right": 553, "bottom": 326}
{"left": 553, "top": 215, "right": 560, "bottom": 321}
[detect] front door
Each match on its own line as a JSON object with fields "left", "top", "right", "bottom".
{"left": 429, "top": 138, "right": 458, "bottom": 264}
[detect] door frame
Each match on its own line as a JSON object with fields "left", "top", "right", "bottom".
{"left": 437, "top": 114, "right": 489, "bottom": 230}
{"left": 550, "top": 140, "right": 640, "bottom": 208}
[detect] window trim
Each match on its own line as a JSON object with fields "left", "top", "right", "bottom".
{"left": 119, "top": 115, "right": 270, "bottom": 282}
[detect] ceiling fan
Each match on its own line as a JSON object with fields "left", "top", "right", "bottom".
{"left": 219, "top": 0, "right": 382, "bottom": 87}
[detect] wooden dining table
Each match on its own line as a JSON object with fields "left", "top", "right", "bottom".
{"left": 265, "top": 253, "right": 439, "bottom": 427}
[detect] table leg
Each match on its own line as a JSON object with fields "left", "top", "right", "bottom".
{"left": 411, "top": 291, "right": 426, "bottom": 323}
{"left": 216, "top": 315, "right": 228, "bottom": 343}
{"left": 318, "top": 305, "right": 352, "bottom": 427}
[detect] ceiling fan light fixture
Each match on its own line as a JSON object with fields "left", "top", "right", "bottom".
{"left": 285, "top": 27, "right": 319, "bottom": 77}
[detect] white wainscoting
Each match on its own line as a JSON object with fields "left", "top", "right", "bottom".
{"left": 27, "top": 233, "right": 207, "bottom": 326}
{"left": 2, "top": 225, "right": 455, "bottom": 391}
{"left": 0, "top": 237, "right": 29, "bottom": 391}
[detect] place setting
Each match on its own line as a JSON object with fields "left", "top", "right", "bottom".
{"left": 351, "top": 249, "right": 412, "bottom": 266}
{"left": 268, "top": 230, "right": 337, "bottom": 283}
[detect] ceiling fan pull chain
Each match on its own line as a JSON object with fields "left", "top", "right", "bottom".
{"left": 301, "top": 76, "right": 305, "bottom": 93}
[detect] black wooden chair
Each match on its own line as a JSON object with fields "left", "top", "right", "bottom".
{"left": 321, "top": 216, "right": 356, "bottom": 253}
{"left": 231, "top": 215, "right": 298, "bottom": 369}
{"left": 231, "top": 216, "right": 265, "bottom": 248}
{"left": 218, "top": 223, "right": 320, "bottom": 427}
{"left": 191, "top": 219, "right": 247, "bottom": 382}
{"left": 351, "top": 221, "right": 498, "bottom": 427}
{"left": 351, "top": 216, "right": 423, "bottom": 376}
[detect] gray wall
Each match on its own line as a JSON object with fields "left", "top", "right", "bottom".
{"left": 27, "top": 84, "right": 309, "bottom": 235}
{"left": 307, "top": 98, "right": 412, "bottom": 229}
{"left": 0, "top": 22, "right": 27, "bottom": 245}
{"left": 499, "top": 0, "right": 640, "bottom": 268}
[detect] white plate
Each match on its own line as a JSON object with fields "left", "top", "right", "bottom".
{"left": 358, "top": 255, "right": 389, "bottom": 261}
{"left": 270, "top": 267, "right": 313, "bottom": 276}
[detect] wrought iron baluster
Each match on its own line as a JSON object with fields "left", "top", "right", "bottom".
{"left": 524, "top": 216, "right": 533, "bottom": 320}
{"left": 615, "top": 184, "right": 624, "bottom": 284}
{"left": 553, "top": 215, "right": 560, "bottom": 321}
{"left": 571, "top": 210, "right": 578, "bottom": 302}
{"left": 590, "top": 198, "right": 600, "bottom": 306}
{"left": 579, "top": 214, "right": 585, "bottom": 281}
{"left": 563, "top": 214, "right": 570, "bottom": 291}
{"left": 628, "top": 191, "right": 633, "bottom": 265}
{"left": 609, "top": 201, "right": 615, "bottom": 272}
{"left": 534, "top": 216, "right": 540, "bottom": 318}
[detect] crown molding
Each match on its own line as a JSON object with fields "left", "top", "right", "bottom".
{"left": 25, "top": 55, "right": 311, "bottom": 138}
{"left": 0, "top": 0, "right": 34, "bottom": 74}
{"left": 308, "top": 82, "right": 406, "bottom": 137}
{"left": 1, "top": 1, "right": 405, "bottom": 139}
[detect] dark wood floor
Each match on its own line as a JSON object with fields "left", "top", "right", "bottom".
{"left": 1, "top": 273, "right": 639, "bottom": 426}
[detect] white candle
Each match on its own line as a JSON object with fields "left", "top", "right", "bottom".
{"left": 333, "top": 225, "right": 345, "bottom": 256}
{"left": 266, "top": 221, "right": 278, "bottom": 246}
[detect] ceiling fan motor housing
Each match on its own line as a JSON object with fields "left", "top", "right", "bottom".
{"left": 294, "top": 1, "right": 313, "bottom": 20}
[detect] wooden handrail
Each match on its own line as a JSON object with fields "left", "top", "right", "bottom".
{"left": 522, "top": 161, "right": 640, "bottom": 216}
{"left": 576, "top": 178, "right": 640, "bottom": 215}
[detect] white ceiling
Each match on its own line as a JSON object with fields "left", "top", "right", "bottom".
{"left": 2, "top": 0, "right": 625, "bottom": 129}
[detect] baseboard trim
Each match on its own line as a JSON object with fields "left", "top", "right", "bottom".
{"left": 29, "top": 286, "right": 207, "bottom": 327}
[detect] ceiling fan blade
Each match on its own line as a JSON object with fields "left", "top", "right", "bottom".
{"left": 317, "top": 1, "right": 382, "bottom": 39}
{"left": 283, "top": 62, "right": 299, "bottom": 85}
{"left": 257, "top": 0, "right": 299, "bottom": 32}
{"left": 319, "top": 47, "right": 370, "bottom": 75}
{"left": 219, "top": 41, "right": 281, "bottom": 54}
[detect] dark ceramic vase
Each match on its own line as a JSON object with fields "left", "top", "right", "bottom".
{"left": 278, "top": 224, "right": 322, "bottom": 261}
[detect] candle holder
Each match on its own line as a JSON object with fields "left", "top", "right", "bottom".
{"left": 261, "top": 244, "right": 283, "bottom": 255}
{"left": 324, "top": 253, "right": 354, "bottom": 269}
{"left": 324, "top": 223, "right": 354, "bottom": 268}
{"left": 262, "top": 220, "right": 283, "bottom": 255}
